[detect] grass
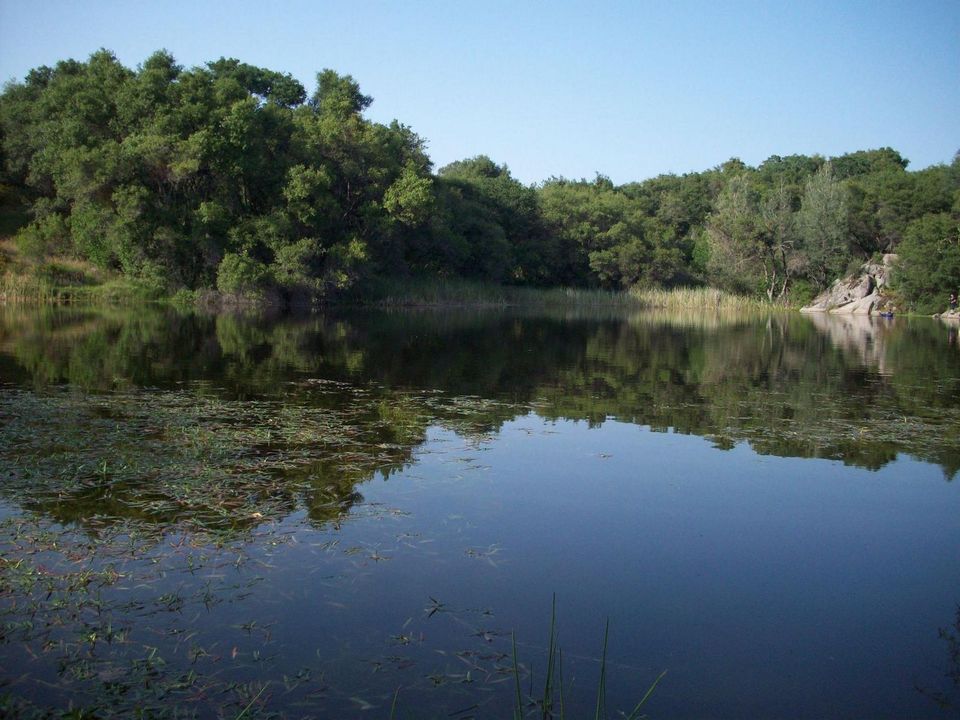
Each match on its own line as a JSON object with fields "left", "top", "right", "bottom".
{"left": 0, "top": 238, "right": 163, "bottom": 306}
{"left": 0, "top": 270, "right": 57, "bottom": 302}
{"left": 362, "top": 277, "right": 646, "bottom": 308}
{"left": 385, "top": 597, "right": 667, "bottom": 720}
{"left": 509, "top": 596, "right": 666, "bottom": 720}
{"left": 362, "top": 277, "right": 784, "bottom": 313}
{"left": 0, "top": 272, "right": 163, "bottom": 305}
{"left": 630, "top": 286, "right": 783, "bottom": 312}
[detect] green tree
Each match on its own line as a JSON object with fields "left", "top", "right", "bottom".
{"left": 895, "top": 213, "right": 960, "bottom": 313}
{"left": 435, "top": 157, "right": 548, "bottom": 283}
{"left": 706, "top": 174, "right": 799, "bottom": 301}
{"left": 795, "top": 163, "right": 848, "bottom": 288}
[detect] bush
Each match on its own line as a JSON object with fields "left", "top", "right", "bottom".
{"left": 216, "top": 253, "right": 271, "bottom": 296}
{"left": 14, "top": 214, "right": 70, "bottom": 261}
{"left": 270, "top": 237, "right": 323, "bottom": 290}
{"left": 136, "top": 259, "right": 173, "bottom": 293}
{"left": 786, "top": 278, "right": 816, "bottom": 307}
{"left": 33, "top": 262, "right": 94, "bottom": 286}
{"left": 169, "top": 288, "right": 199, "bottom": 310}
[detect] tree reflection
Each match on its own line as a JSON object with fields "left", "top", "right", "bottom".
{"left": 1, "top": 304, "right": 958, "bottom": 535}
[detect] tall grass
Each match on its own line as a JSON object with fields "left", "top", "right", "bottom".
{"left": 0, "top": 272, "right": 58, "bottom": 303}
{"left": 631, "top": 286, "right": 780, "bottom": 312}
{"left": 0, "top": 271, "right": 161, "bottom": 305}
{"left": 387, "top": 598, "right": 666, "bottom": 719}
{"left": 511, "top": 596, "right": 667, "bottom": 720}
{"left": 364, "top": 277, "right": 639, "bottom": 308}
{"left": 363, "top": 277, "right": 781, "bottom": 312}
{"left": 0, "top": 237, "right": 164, "bottom": 306}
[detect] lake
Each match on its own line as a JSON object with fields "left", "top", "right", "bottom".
{"left": 1, "top": 305, "right": 958, "bottom": 719}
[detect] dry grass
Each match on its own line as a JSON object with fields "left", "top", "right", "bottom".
{"left": 365, "top": 277, "right": 642, "bottom": 308}
{"left": 0, "top": 238, "right": 159, "bottom": 305}
{"left": 368, "top": 280, "right": 782, "bottom": 314}
{"left": 631, "top": 286, "right": 779, "bottom": 312}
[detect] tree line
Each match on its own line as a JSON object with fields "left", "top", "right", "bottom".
{"left": 1, "top": 50, "right": 958, "bottom": 310}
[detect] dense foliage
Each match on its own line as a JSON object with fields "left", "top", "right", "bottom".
{"left": 1, "top": 50, "right": 958, "bottom": 309}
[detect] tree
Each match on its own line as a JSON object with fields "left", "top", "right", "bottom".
{"left": 706, "top": 174, "right": 797, "bottom": 301}
{"left": 795, "top": 163, "right": 848, "bottom": 288}
{"left": 309, "top": 69, "right": 371, "bottom": 118}
{"left": 895, "top": 213, "right": 960, "bottom": 313}
{"left": 435, "top": 157, "right": 549, "bottom": 283}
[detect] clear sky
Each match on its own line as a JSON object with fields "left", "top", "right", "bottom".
{"left": 0, "top": 0, "right": 956, "bottom": 185}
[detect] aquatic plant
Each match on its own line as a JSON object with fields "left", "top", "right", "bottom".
{"left": 363, "top": 277, "right": 648, "bottom": 308}
{"left": 508, "top": 597, "right": 666, "bottom": 720}
{"left": 630, "top": 286, "right": 779, "bottom": 312}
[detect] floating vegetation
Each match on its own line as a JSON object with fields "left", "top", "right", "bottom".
{"left": 0, "top": 513, "right": 291, "bottom": 718}
{"left": 0, "top": 382, "right": 517, "bottom": 540}
{"left": 0, "top": 382, "right": 534, "bottom": 717}
{"left": 0, "top": 506, "right": 658, "bottom": 718}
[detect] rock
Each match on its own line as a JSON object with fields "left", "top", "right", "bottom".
{"left": 841, "top": 292, "right": 876, "bottom": 315}
{"left": 800, "top": 259, "right": 896, "bottom": 315}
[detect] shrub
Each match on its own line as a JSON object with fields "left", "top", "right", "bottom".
{"left": 14, "top": 214, "right": 70, "bottom": 261}
{"left": 216, "top": 253, "right": 271, "bottom": 296}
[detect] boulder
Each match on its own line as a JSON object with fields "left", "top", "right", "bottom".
{"left": 831, "top": 292, "right": 877, "bottom": 315}
{"left": 801, "top": 257, "right": 897, "bottom": 315}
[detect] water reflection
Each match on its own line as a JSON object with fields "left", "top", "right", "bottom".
{"left": 2, "top": 305, "right": 958, "bottom": 486}
{"left": 1, "top": 306, "right": 959, "bottom": 572}
{"left": 1, "top": 305, "right": 959, "bottom": 718}
{"left": 805, "top": 312, "right": 896, "bottom": 373}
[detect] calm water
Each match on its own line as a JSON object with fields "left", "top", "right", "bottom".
{"left": 1, "top": 306, "right": 959, "bottom": 719}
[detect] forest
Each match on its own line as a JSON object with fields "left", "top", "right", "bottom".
{"left": 1, "top": 50, "right": 958, "bottom": 311}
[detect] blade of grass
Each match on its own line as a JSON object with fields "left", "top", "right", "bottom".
{"left": 388, "top": 686, "right": 400, "bottom": 720}
{"left": 594, "top": 619, "right": 609, "bottom": 720}
{"left": 624, "top": 670, "right": 668, "bottom": 720}
{"left": 558, "top": 647, "right": 565, "bottom": 720}
{"left": 235, "top": 681, "right": 268, "bottom": 720}
{"left": 542, "top": 593, "right": 557, "bottom": 717}
{"left": 512, "top": 631, "right": 523, "bottom": 720}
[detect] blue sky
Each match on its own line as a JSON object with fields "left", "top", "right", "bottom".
{"left": 0, "top": 0, "right": 957, "bottom": 184}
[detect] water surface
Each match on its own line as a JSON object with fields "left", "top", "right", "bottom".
{"left": 1, "top": 306, "right": 958, "bottom": 718}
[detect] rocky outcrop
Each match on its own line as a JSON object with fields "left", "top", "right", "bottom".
{"left": 800, "top": 254, "right": 898, "bottom": 315}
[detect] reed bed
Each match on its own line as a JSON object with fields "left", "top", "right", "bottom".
{"left": 365, "top": 278, "right": 783, "bottom": 313}
{"left": 365, "top": 277, "right": 644, "bottom": 308}
{"left": 0, "top": 271, "right": 58, "bottom": 303}
{"left": 630, "top": 286, "right": 781, "bottom": 312}
{"left": 0, "top": 271, "right": 161, "bottom": 305}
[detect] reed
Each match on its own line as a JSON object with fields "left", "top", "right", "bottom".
{"left": 0, "top": 271, "right": 58, "bottom": 303}
{"left": 512, "top": 596, "right": 666, "bottom": 720}
{"left": 631, "top": 286, "right": 780, "bottom": 312}
{"left": 0, "top": 271, "right": 161, "bottom": 305}
{"left": 359, "top": 278, "right": 786, "bottom": 313}
{"left": 362, "top": 277, "right": 645, "bottom": 308}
